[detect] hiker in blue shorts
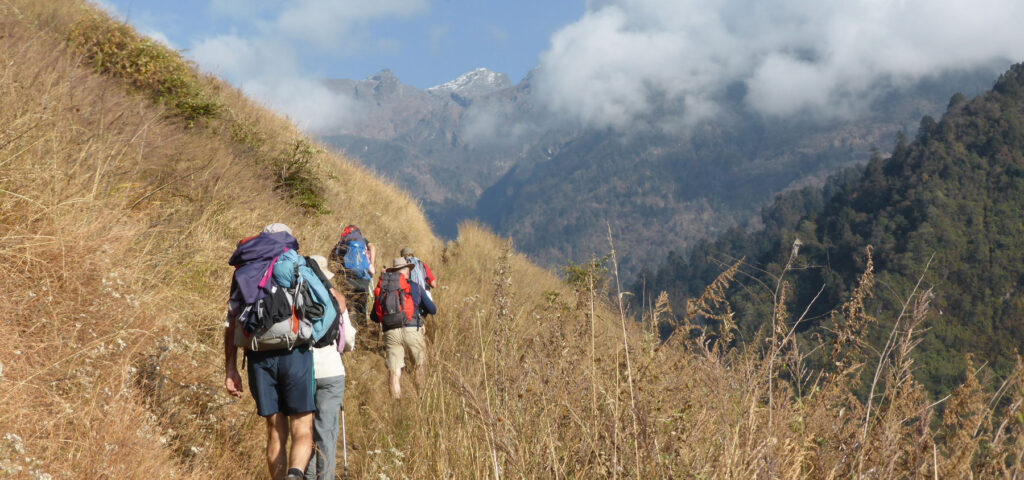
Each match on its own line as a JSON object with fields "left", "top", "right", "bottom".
{"left": 224, "top": 223, "right": 314, "bottom": 480}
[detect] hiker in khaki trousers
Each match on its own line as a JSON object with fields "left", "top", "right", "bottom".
{"left": 371, "top": 258, "right": 437, "bottom": 399}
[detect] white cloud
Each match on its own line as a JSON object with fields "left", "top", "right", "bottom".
{"left": 274, "top": 0, "right": 428, "bottom": 50}
{"left": 192, "top": 34, "right": 298, "bottom": 80}
{"left": 248, "top": 78, "right": 358, "bottom": 133}
{"left": 185, "top": 0, "right": 429, "bottom": 133}
{"left": 536, "top": 0, "right": 1024, "bottom": 128}
{"left": 461, "top": 101, "right": 542, "bottom": 147}
{"left": 190, "top": 33, "right": 356, "bottom": 133}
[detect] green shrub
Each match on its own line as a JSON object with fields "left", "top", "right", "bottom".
{"left": 67, "top": 14, "right": 221, "bottom": 125}
{"left": 268, "top": 139, "right": 330, "bottom": 215}
{"left": 228, "top": 118, "right": 266, "bottom": 152}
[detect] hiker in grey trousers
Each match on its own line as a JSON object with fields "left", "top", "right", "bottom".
{"left": 305, "top": 255, "right": 357, "bottom": 480}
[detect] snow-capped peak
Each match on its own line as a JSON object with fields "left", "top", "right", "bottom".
{"left": 427, "top": 68, "right": 511, "bottom": 97}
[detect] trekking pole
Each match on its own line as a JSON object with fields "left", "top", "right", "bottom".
{"left": 341, "top": 406, "right": 349, "bottom": 478}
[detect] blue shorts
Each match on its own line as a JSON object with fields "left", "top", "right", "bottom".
{"left": 245, "top": 347, "right": 315, "bottom": 417}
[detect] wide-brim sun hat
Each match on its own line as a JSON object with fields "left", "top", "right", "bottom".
{"left": 386, "top": 257, "right": 414, "bottom": 272}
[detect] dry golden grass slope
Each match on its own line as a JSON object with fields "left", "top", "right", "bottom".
{"left": 2, "top": 1, "right": 1024, "bottom": 479}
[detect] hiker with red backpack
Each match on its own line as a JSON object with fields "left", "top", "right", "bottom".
{"left": 329, "top": 225, "right": 377, "bottom": 325}
{"left": 371, "top": 258, "right": 437, "bottom": 399}
{"left": 224, "top": 223, "right": 342, "bottom": 480}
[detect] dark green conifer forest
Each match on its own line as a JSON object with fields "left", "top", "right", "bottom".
{"left": 637, "top": 63, "right": 1024, "bottom": 397}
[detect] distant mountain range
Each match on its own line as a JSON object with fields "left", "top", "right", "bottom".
{"left": 316, "top": 66, "right": 1000, "bottom": 278}
{"left": 319, "top": 68, "right": 528, "bottom": 236}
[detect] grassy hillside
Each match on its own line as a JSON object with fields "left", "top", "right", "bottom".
{"left": 0, "top": 1, "right": 435, "bottom": 477}
{"left": 2, "top": 2, "right": 1023, "bottom": 478}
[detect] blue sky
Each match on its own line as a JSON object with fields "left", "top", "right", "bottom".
{"left": 96, "top": 0, "right": 584, "bottom": 88}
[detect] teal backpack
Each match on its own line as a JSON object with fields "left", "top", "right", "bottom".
{"left": 272, "top": 250, "right": 338, "bottom": 344}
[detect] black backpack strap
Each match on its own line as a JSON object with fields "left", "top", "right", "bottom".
{"left": 305, "top": 256, "right": 334, "bottom": 291}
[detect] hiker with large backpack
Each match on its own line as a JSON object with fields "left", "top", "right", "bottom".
{"left": 303, "top": 255, "right": 356, "bottom": 480}
{"left": 371, "top": 258, "right": 437, "bottom": 399}
{"left": 329, "top": 225, "right": 377, "bottom": 325}
{"left": 223, "top": 223, "right": 340, "bottom": 480}
{"left": 400, "top": 246, "right": 437, "bottom": 301}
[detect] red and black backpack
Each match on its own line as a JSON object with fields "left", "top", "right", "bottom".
{"left": 374, "top": 271, "right": 414, "bottom": 330}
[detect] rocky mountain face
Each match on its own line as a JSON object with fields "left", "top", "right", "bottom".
{"left": 319, "top": 68, "right": 530, "bottom": 237}
{"left": 427, "top": 67, "right": 512, "bottom": 98}
{"left": 316, "top": 67, "right": 999, "bottom": 278}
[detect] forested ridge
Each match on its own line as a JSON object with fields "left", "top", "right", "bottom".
{"left": 638, "top": 63, "right": 1024, "bottom": 397}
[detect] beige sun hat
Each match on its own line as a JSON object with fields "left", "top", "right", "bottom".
{"left": 386, "top": 257, "right": 414, "bottom": 272}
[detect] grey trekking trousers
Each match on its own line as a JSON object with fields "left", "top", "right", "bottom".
{"left": 305, "top": 374, "right": 345, "bottom": 480}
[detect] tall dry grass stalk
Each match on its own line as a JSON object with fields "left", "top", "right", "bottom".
{"left": 3, "top": 1, "right": 1023, "bottom": 478}
{"left": 606, "top": 223, "right": 641, "bottom": 479}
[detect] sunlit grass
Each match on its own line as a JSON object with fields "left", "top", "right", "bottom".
{"left": 1, "top": 1, "right": 1021, "bottom": 478}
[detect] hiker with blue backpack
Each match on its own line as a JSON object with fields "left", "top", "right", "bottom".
{"left": 400, "top": 247, "right": 437, "bottom": 301}
{"left": 329, "top": 225, "right": 376, "bottom": 325}
{"left": 371, "top": 258, "right": 437, "bottom": 399}
{"left": 304, "top": 255, "right": 356, "bottom": 480}
{"left": 224, "top": 223, "right": 343, "bottom": 480}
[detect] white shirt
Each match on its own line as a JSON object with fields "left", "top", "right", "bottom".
{"left": 312, "top": 310, "right": 356, "bottom": 379}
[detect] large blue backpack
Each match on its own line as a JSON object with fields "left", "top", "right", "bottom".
{"left": 331, "top": 226, "right": 371, "bottom": 280}
{"left": 343, "top": 241, "right": 371, "bottom": 279}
